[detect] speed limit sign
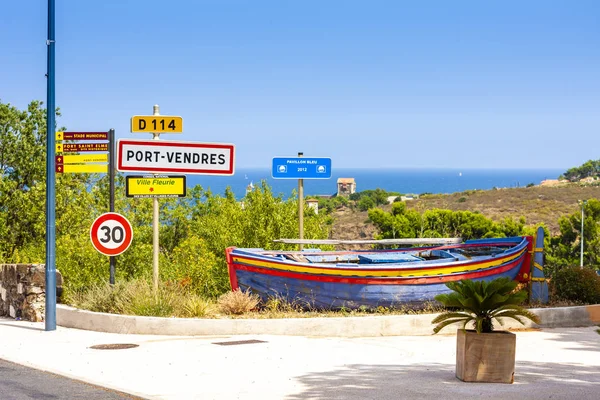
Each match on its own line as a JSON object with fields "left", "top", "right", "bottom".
{"left": 90, "top": 212, "right": 133, "bottom": 256}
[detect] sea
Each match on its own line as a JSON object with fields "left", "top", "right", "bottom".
{"left": 185, "top": 168, "right": 565, "bottom": 199}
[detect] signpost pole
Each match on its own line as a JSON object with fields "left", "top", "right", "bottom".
{"left": 271, "top": 155, "right": 331, "bottom": 252}
{"left": 109, "top": 128, "right": 116, "bottom": 284}
{"left": 298, "top": 152, "right": 304, "bottom": 251}
{"left": 44, "top": 0, "right": 57, "bottom": 331}
{"left": 152, "top": 105, "right": 160, "bottom": 291}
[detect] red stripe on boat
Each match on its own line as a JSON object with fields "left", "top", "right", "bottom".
{"left": 232, "top": 255, "right": 524, "bottom": 285}
{"left": 232, "top": 247, "right": 522, "bottom": 274}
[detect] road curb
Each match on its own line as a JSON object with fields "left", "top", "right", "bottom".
{"left": 56, "top": 304, "right": 600, "bottom": 337}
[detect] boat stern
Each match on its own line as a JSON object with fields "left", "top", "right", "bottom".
{"left": 529, "top": 227, "right": 549, "bottom": 304}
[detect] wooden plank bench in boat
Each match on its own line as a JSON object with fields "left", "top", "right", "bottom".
{"left": 273, "top": 238, "right": 463, "bottom": 246}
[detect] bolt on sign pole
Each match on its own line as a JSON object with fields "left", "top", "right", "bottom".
{"left": 298, "top": 152, "right": 304, "bottom": 251}
{"left": 109, "top": 128, "right": 116, "bottom": 284}
{"left": 152, "top": 105, "right": 160, "bottom": 290}
{"left": 45, "top": 0, "right": 57, "bottom": 331}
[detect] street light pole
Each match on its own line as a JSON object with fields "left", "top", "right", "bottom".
{"left": 580, "top": 200, "right": 586, "bottom": 268}
{"left": 45, "top": 0, "right": 57, "bottom": 331}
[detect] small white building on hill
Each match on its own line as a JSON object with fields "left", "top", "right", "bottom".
{"left": 337, "top": 178, "right": 356, "bottom": 197}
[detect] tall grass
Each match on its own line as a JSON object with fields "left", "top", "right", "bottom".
{"left": 66, "top": 279, "right": 215, "bottom": 318}
{"left": 68, "top": 281, "right": 574, "bottom": 320}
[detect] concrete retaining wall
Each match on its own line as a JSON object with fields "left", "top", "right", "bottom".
{"left": 56, "top": 304, "right": 600, "bottom": 337}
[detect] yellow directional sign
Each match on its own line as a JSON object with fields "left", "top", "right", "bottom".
{"left": 56, "top": 154, "right": 108, "bottom": 164}
{"left": 56, "top": 131, "right": 108, "bottom": 141}
{"left": 125, "top": 176, "right": 186, "bottom": 198}
{"left": 131, "top": 116, "right": 183, "bottom": 133}
{"left": 56, "top": 164, "right": 108, "bottom": 174}
{"left": 57, "top": 143, "right": 109, "bottom": 153}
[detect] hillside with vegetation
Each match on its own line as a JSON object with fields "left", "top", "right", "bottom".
{"left": 330, "top": 185, "right": 600, "bottom": 239}
{"left": 560, "top": 159, "right": 600, "bottom": 182}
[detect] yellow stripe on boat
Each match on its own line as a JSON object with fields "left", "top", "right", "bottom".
{"left": 233, "top": 248, "right": 526, "bottom": 278}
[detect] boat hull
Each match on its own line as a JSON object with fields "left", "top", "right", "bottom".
{"left": 226, "top": 237, "right": 534, "bottom": 309}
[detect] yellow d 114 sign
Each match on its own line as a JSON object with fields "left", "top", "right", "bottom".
{"left": 125, "top": 176, "right": 186, "bottom": 198}
{"left": 131, "top": 116, "right": 183, "bottom": 133}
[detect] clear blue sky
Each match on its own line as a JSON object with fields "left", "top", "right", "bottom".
{"left": 2, "top": 1, "right": 599, "bottom": 169}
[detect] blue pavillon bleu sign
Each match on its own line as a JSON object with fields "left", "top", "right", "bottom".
{"left": 272, "top": 157, "right": 332, "bottom": 179}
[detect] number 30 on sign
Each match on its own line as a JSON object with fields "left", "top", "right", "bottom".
{"left": 90, "top": 213, "right": 133, "bottom": 256}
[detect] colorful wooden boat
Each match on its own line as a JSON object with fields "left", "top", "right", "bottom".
{"left": 225, "top": 235, "right": 544, "bottom": 309}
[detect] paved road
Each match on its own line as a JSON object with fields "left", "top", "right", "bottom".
{"left": 1, "top": 318, "right": 599, "bottom": 400}
{"left": 0, "top": 358, "right": 143, "bottom": 400}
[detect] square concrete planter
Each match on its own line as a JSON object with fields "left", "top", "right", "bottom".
{"left": 456, "top": 329, "right": 516, "bottom": 383}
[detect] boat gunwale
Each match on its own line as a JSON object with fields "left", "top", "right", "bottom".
{"left": 231, "top": 238, "right": 529, "bottom": 274}
{"left": 232, "top": 250, "right": 528, "bottom": 285}
{"left": 256, "top": 240, "right": 523, "bottom": 257}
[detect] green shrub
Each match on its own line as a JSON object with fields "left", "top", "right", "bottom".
{"left": 357, "top": 196, "right": 376, "bottom": 211}
{"left": 458, "top": 197, "right": 467, "bottom": 203}
{"left": 550, "top": 267, "right": 600, "bottom": 304}
{"left": 56, "top": 234, "right": 109, "bottom": 296}
{"left": 177, "top": 295, "right": 214, "bottom": 318}
{"left": 127, "top": 285, "right": 176, "bottom": 317}
{"left": 264, "top": 295, "right": 303, "bottom": 313}
{"left": 66, "top": 278, "right": 219, "bottom": 318}
{"left": 65, "top": 281, "right": 130, "bottom": 314}
{"left": 162, "top": 236, "right": 228, "bottom": 298}
{"left": 316, "top": 195, "right": 349, "bottom": 214}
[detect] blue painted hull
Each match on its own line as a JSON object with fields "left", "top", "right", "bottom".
{"left": 235, "top": 260, "right": 526, "bottom": 309}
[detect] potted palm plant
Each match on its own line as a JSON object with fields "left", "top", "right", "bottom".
{"left": 432, "top": 278, "right": 540, "bottom": 384}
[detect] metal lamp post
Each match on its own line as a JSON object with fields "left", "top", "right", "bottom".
{"left": 45, "top": 0, "right": 57, "bottom": 331}
{"left": 579, "top": 200, "right": 587, "bottom": 268}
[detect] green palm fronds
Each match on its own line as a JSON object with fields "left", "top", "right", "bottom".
{"left": 432, "top": 278, "right": 541, "bottom": 334}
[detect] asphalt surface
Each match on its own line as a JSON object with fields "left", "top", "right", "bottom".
{"left": 0, "top": 358, "right": 142, "bottom": 400}
{"left": 0, "top": 318, "right": 599, "bottom": 399}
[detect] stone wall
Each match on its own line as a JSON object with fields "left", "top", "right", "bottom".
{"left": 0, "top": 264, "right": 63, "bottom": 322}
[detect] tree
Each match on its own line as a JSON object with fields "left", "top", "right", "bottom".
{"left": 547, "top": 198, "right": 600, "bottom": 271}
{"left": 315, "top": 195, "right": 348, "bottom": 214}
{"left": 0, "top": 100, "right": 64, "bottom": 259}
{"left": 369, "top": 206, "right": 525, "bottom": 241}
{"left": 357, "top": 196, "right": 376, "bottom": 211}
{"left": 560, "top": 159, "right": 600, "bottom": 182}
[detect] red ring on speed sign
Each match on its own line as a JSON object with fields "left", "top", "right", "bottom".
{"left": 90, "top": 212, "right": 133, "bottom": 256}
